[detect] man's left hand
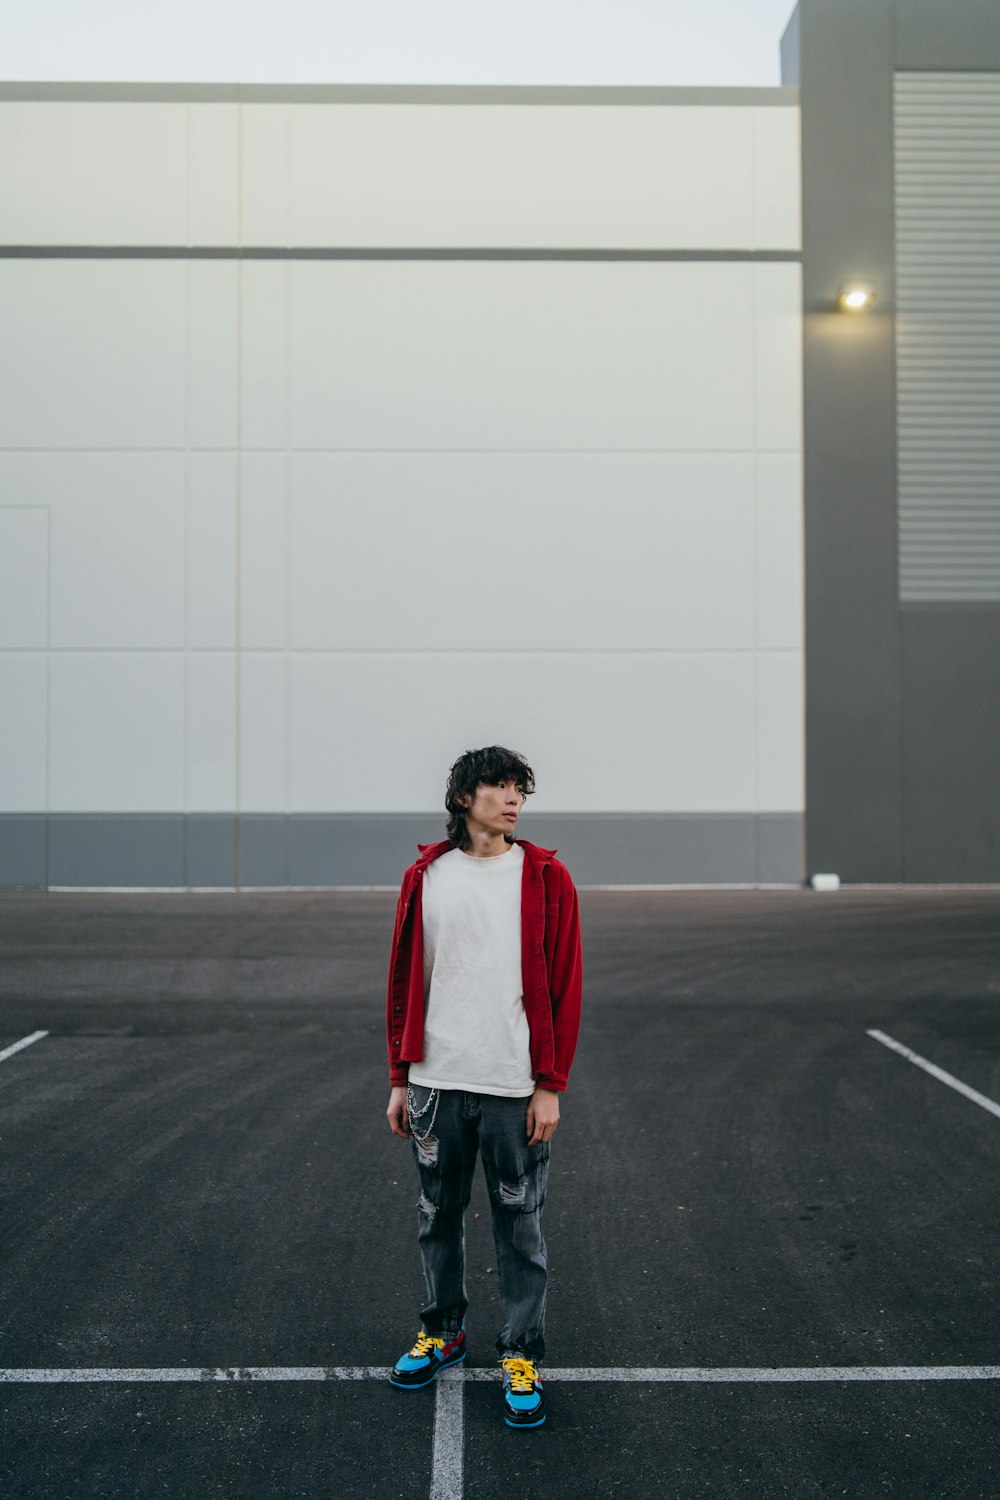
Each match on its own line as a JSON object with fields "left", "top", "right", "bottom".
{"left": 526, "top": 1086, "right": 559, "bottom": 1146}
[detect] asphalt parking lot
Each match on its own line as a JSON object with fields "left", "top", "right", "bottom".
{"left": 1, "top": 883, "right": 998, "bottom": 1498}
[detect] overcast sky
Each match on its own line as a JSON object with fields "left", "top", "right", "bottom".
{"left": 2, "top": 0, "right": 798, "bottom": 86}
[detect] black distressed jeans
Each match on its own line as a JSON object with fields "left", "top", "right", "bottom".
{"left": 406, "top": 1081, "right": 551, "bottom": 1364}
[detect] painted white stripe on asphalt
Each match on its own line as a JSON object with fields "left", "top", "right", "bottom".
{"left": 431, "top": 1372, "right": 464, "bottom": 1500}
{"left": 535, "top": 1366, "right": 1000, "bottom": 1382}
{"left": 0, "top": 1367, "right": 386, "bottom": 1382}
{"left": 0, "top": 1031, "right": 49, "bottom": 1064}
{"left": 868, "top": 1029, "right": 1000, "bottom": 1122}
{"left": 2, "top": 1365, "right": 999, "bottom": 1383}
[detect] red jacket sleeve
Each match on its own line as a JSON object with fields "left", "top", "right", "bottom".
{"left": 535, "top": 864, "right": 583, "bottom": 1093}
{"left": 386, "top": 873, "right": 411, "bottom": 1088}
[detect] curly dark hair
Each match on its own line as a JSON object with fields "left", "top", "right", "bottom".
{"left": 444, "top": 745, "right": 536, "bottom": 850}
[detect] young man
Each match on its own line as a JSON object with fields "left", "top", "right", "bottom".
{"left": 384, "top": 745, "right": 583, "bottom": 1429}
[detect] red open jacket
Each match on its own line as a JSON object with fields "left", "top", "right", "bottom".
{"left": 385, "top": 837, "right": 583, "bottom": 1093}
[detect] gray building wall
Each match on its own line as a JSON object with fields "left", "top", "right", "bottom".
{"left": 782, "top": 0, "right": 1000, "bottom": 882}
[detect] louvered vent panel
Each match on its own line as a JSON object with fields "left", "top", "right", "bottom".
{"left": 894, "top": 71, "right": 1000, "bottom": 602}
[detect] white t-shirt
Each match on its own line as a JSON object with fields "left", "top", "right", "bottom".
{"left": 407, "top": 840, "right": 535, "bottom": 1097}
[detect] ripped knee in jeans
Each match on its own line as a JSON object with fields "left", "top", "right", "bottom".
{"left": 417, "top": 1191, "right": 438, "bottom": 1222}
{"left": 497, "top": 1177, "right": 527, "bottom": 1209}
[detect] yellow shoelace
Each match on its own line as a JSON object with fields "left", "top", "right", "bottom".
{"left": 410, "top": 1331, "right": 445, "bottom": 1356}
{"left": 501, "top": 1357, "right": 539, "bottom": 1391}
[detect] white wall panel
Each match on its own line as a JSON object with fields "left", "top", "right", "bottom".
{"left": 187, "top": 262, "right": 238, "bottom": 448}
{"left": 238, "top": 652, "right": 287, "bottom": 810}
{"left": 752, "top": 108, "right": 802, "bottom": 251}
{"left": 286, "top": 262, "right": 755, "bottom": 451}
{"left": 0, "top": 452, "right": 45, "bottom": 503}
{"left": 240, "top": 263, "right": 289, "bottom": 450}
{"left": 0, "top": 102, "right": 187, "bottom": 245}
{"left": 0, "top": 100, "right": 799, "bottom": 253}
{"left": 279, "top": 104, "right": 766, "bottom": 250}
{"left": 0, "top": 507, "right": 48, "bottom": 647}
{"left": 756, "top": 653, "right": 804, "bottom": 811}
{"left": 0, "top": 654, "right": 47, "bottom": 809}
{"left": 289, "top": 451, "right": 755, "bottom": 650}
{"left": 241, "top": 105, "right": 289, "bottom": 246}
{"left": 287, "top": 651, "right": 757, "bottom": 813}
{"left": 0, "top": 263, "right": 187, "bottom": 449}
{"left": 240, "top": 453, "right": 287, "bottom": 649}
{"left": 49, "top": 653, "right": 185, "bottom": 811}
{"left": 188, "top": 453, "right": 237, "bottom": 649}
{"left": 43, "top": 453, "right": 185, "bottom": 648}
{"left": 756, "top": 453, "right": 803, "bottom": 651}
{"left": 753, "top": 262, "right": 803, "bottom": 451}
{"left": 187, "top": 105, "right": 239, "bottom": 245}
{"left": 188, "top": 652, "right": 236, "bottom": 808}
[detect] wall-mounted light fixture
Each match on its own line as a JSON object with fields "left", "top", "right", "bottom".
{"left": 837, "top": 283, "right": 876, "bottom": 312}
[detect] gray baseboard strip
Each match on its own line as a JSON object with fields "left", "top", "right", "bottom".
{"left": 0, "top": 812, "right": 804, "bottom": 890}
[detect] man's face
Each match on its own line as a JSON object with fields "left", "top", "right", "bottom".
{"left": 462, "top": 777, "right": 524, "bottom": 835}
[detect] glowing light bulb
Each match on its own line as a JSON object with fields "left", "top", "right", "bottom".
{"left": 837, "top": 284, "right": 876, "bottom": 312}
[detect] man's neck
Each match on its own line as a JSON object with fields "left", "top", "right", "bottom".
{"left": 462, "top": 830, "right": 513, "bottom": 859}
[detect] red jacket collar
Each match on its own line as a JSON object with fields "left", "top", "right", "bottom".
{"left": 414, "top": 836, "right": 557, "bottom": 867}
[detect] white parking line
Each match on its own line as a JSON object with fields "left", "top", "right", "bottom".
{"left": 2, "top": 1363, "right": 999, "bottom": 1383}
{"left": 867, "top": 1029, "right": 1000, "bottom": 1121}
{"left": 538, "top": 1365, "right": 1000, "bottom": 1381}
{"left": 431, "top": 1374, "right": 464, "bottom": 1500}
{"left": 0, "top": 1030, "right": 49, "bottom": 1064}
{"left": 8, "top": 1359, "right": 999, "bottom": 1500}
{"left": 0, "top": 1367, "right": 386, "bottom": 1382}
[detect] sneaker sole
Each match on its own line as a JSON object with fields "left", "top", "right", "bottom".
{"left": 504, "top": 1411, "right": 546, "bottom": 1428}
{"left": 387, "top": 1350, "right": 467, "bottom": 1389}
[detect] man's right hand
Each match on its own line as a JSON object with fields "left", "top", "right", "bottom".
{"left": 387, "top": 1085, "right": 411, "bottom": 1138}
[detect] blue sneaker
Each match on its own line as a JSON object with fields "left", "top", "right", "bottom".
{"left": 388, "top": 1326, "right": 466, "bottom": 1389}
{"left": 500, "top": 1354, "right": 545, "bottom": 1428}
